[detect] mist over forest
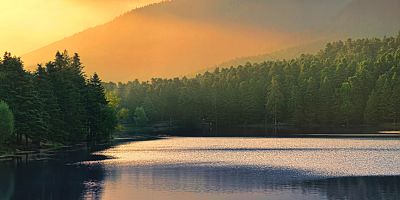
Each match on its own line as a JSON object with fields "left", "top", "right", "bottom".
{"left": 22, "top": 0, "right": 400, "bottom": 81}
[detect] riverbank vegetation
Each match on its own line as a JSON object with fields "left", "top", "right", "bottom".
{"left": 104, "top": 34, "right": 400, "bottom": 131}
{"left": 0, "top": 51, "right": 117, "bottom": 152}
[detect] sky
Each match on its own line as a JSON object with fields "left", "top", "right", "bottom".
{"left": 0, "top": 0, "right": 162, "bottom": 55}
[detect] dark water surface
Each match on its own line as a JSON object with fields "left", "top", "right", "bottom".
{"left": 1, "top": 137, "right": 400, "bottom": 200}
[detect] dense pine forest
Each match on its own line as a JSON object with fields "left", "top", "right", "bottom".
{"left": 1, "top": 34, "right": 400, "bottom": 150}
{"left": 0, "top": 51, "right": 117, "bottom": 150}
{"left": 104, "top": 34, "right": 400, "bottom": 131}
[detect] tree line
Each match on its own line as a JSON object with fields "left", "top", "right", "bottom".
{"left": 104, "top": 34, "right": 400, "bottom": 131}
{"left": 0, "top": 51, "right": 117, "bottom": 147}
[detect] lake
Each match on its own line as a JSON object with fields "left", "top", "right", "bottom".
{"left": 1, "top": 137, "right": 400, "bottom": 200}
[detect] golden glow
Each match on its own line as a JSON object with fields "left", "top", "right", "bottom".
{"left": 22, "top": 12, "right": 311, "bottom": 81}
{"left": 91, "top": 137, "right": 400, "bottom": 175}
{"left": 0, "top": 0, "right": 162, "bottom": 55}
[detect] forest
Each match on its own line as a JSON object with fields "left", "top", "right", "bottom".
{"left": 0, "top": 51, "right": 117, "bottom": 150}
{"left": 104, "top": 34, "right": 400, "bottom": 131}
{"left": 1, "top": 34, "right": 400, "bottom": 150}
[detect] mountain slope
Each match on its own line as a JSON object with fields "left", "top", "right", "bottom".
{"left": 332, "top": 0, "right": 400, "bottom": 36}
{"left": 213, "top": 0, "right": 400, "bottom": 69}
{"left": 22, "top": 0, "right": 400, "bottom": 81}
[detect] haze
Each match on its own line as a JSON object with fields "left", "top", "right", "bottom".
{"left": 0, "top": 0, "right": 162, "bottom": 54}
{"left": 3, "top": 0, "right": 400, "bottom": 81}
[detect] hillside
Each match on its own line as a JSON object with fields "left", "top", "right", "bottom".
{"left": 105, "top": 34, "right": 400, "bottom": 128}
{"left": 22, "top": 0, "right": 400, "bottom": 81}
{"left": 213, "top": 0, "right": 400, "bottom": 69}
{"left": 211, "top": 39, "right": 328, "bottom": 71}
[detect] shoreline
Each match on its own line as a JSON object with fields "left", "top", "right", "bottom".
{"left": 2, "top": 131, "right": 399, "bottom": 162}
{"left": 0, "top": 134, "right": 161, "bottom": 163}
{"left": 169, "top": 133, "right": 400, "bottom": 139}
{"left": 134, "top": 121, "right": 400, "bottom": 137}
{"left": 163, "top": 128, "right": 400, "bottom": 138}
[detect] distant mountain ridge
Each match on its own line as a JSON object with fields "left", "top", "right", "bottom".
{"left": 22, "top": 0, "right": 400, "bottom": 81}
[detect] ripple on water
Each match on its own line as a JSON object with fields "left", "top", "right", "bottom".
{"left": 88, "top": 137, "right": 400, "bottom": 177}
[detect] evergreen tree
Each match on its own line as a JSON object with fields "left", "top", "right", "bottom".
{"left": 104, "top": 34, "right": 400, "bottom": 132}
{"left": 339, "top": 82, "right": 352, "bottom": 126}
{"left": 391, "top": 72, "right": 400, "bottom": 127}
{"left": 134, "top": 107, "right": 149, "bottom": 127}
{"left": 0, "top": 52, "right": 45, "bottom": 144}
{"left": 47, "top": 51, "right": 90, "bottom": 142}
{"left": 0, "top": 51, "right": 116, "bottom": 147}
{"left": 34, "top": 65, "right": 63, "bottom": 141}
{"left": 87, "top": 73, "right": 108, "bottom": 142}
{"left": 0, "top": 101, "right": 14, "bottom": 144}
{"left": 266, "top": 76, "right": 284, "bottom": 126}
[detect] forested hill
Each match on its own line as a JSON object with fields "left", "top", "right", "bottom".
{"left": 23, "top": 0, "right": 400, "bottom": 81}
{"left": 104, "top": 34, "right": 400, "bottom": 130}
{"left": 215, "top": 0, "right": 400, "bottom": 69}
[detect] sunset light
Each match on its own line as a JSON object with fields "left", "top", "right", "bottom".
{"left": 1, "top": 1, "right": 400, "bottom": 200}
{"left": 0, "top": 0, "right": 162, "bottom": 54}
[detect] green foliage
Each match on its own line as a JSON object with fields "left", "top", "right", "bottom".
{"left": 339, "top": 82, "right": 352, "bottom": 126}
{"left": 0, "top": 101, "right": 14, "bottom": 144}
{"left": 117, "top": 108, "right": 130, "bottom": 121}
{"left": 106, "top": 91, "right": 121, "bottom": 109}
{"left": 99, "top": 105, "right": 118, "bottom": 141}
{"left": 87, "top": 73, "right": 116, "bottom": 142}
{"left": 0, "top": 52, "right": 46, "bottom": 144}
{"left": 266, "top": 76, "right": 285, "bottom": 124}
{"left": 0, "top": 51, "right": 116, "bottom": 146}
{"left": 134, "top": 107, "right": 149, "bottom": 127}
{"left": 46, "top": 51, "right": 89, "bottom": 142}
{"left": 105, "top": 34, "right": 400, "bottom": 129}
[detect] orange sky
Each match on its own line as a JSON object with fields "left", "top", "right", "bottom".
{"left": 0, "top": 0, "right": 163, "bottom": 55}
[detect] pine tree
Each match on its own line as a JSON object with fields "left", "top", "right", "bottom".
{"left": 0, "top": 52, "right": 45, "bottom": 144}
{"left": 339, "top": 82, "right": 352, "bottom": 126}
{"left": 0, "top": 101, "right": 14, "bottom": 144}
{"left": 134, "top": 107, "right": 149, "bottom": 127}
{"left": 391, "top": 72, "right": 400, "bottom": 128}
{"left": 239, "top": 80, "right": 260, "bottom": 125}
{"left": 34, "top": 65, "right": 63, "bottom": 142}
{"left": 266, "top": 76, "right": 284, "bottom": 128}
{"left": 87, "top": 73, "right": 110, "bottom": 142}
{"left": 47, "top": 51, "right": 89, "bottom": 142}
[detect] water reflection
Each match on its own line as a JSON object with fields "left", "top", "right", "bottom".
{"left": 301, "top": 176, "right": 400, "bottom": 200}
{"left": 2, "top": 161, "right": 400, "bottom": 200}
{"left": 0, "top": 152, "right": 107, "bottom": 200}
{"left": 95, "top": 138, "right": 400, "bottom": 176}
{"left": 92, "top": 138, "right": 400, "bottom": 200}
{"left": 98, "top": 165, "right": 400, "bottom": 200}
{"left": 1, "top": 138, "right": 400, "bottom": 200}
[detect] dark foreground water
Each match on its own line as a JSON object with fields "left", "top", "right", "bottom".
{"left": 1, "top": 137, "right": 400, "bottom": 200}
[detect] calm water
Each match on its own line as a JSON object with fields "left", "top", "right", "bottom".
{"left": 1, "top": 137, "right": 400, "bottom": 200}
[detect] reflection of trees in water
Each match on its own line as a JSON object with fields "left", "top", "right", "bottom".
{"left": 0, "top": 162, "right": 105, "bottom": 200}
{"left": 300, "top": 176, "right": 400, "bottom": 200}
{"left": 106, "top": 165, "right": 400, "bottom": 199}
{"left": 0, "top": 164, "right": 15, "bottom": 200}
{"left": 2, "top": 162, "right": 400, "bottom": 200}
{"left": 105, "top": 165, "right": 321, "bottom": 192}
